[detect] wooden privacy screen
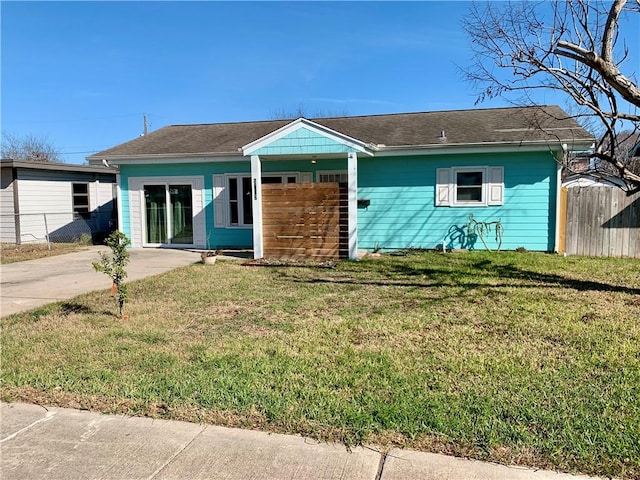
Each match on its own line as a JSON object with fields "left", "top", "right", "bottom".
{"left": 261, "top": 182, "right": 348, "bottom": 260}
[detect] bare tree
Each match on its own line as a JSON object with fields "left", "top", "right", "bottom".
{"left": 463, "top": 0, "right": 640, "bottom": 193}
{"left": 268, "top": 103, "right": 349, "bottom": 120}
{"left": 1, "top": 132, "right": 61, "bottom": 163}
{"left": 601, "top": 130, "right": 640, "bottom": 175}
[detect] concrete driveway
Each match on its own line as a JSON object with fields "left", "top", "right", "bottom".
{"left": 0, "top": 247, "right": 200, "bottom": 316}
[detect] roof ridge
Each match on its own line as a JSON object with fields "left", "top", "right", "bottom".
{"left": 163, "top": 105, "right": 557, "bottom": 128}
{"left": 167, "top": 118, "right": 290, "bottom": 128}
{"left": 314, "top": 104, "right": 555, "bottom": 120}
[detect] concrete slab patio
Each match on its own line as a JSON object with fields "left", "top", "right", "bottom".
{"left": 0, "top": 247, "right": 201, "bottom": 316}
{"left": 0, "top": 402, "right": 603, "bottom": 480}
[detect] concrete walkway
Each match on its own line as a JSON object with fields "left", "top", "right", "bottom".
{"left": 0, "top": 402, "right": 601, "bottom": 480}
{"left": 0, "top": 247, "right": 200, "bottom": 316}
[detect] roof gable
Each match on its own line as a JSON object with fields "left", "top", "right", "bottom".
{"left": 242, "top": 118, "right": 373, "bottom": 156}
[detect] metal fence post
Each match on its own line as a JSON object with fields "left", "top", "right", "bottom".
{"left": 43, "top": 213, "right": 51, "bottom": 250}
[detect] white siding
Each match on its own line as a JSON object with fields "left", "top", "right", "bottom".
{"left": 96, "top": 180, "right": 115, "bottom": 209}
{"left": 94, "top": 179, "right": 116, "bottom": 231}
{"left": 1, "top": 167, "right": 16, "bottom": 243}
{"left": 12, "top": 168, "right": 116, "bottom": 244}
{"left": 18, "top": 170, "right": 80, "bottom": 242}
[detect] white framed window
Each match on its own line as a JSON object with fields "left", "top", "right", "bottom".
{"left": 72, "top": 183, "right": 91, "bottom": 218}
{"left": 436, "top": 166, "right": 504, "bottom": 207}
{"left": 453, "top": 167, "right": 486, "bottom": 205}
{"left": 215, "top": 173, "right": 299, "bottom": 228}
{"left": 317, "top": 170, "right": 348, "bottom": 183}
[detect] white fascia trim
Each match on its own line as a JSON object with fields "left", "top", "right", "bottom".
{"left": 6, "top": 159, "right": 117, "bottom": 174}
{"left": 242, "top": 118, "right": 374, "bottom": 156}
{"left": 87, "top": 153, "right": 246, "bottom": 166}
{"left": 374, "top": 140, "right": 595, "bottom": 157}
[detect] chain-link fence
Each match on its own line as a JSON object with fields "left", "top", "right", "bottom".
{"left": 0, "top": 211, "right": 115, "bottom": 246}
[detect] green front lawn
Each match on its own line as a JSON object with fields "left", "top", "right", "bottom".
{"left": 1, "top": 251, "right": 638, "bottom": 478}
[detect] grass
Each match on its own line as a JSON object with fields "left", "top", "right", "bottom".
{"left": 0, "top": 242, "right": 90, "bottom": 264}
{"left": 1, "top": 251, "right": 639, "bottom": 478}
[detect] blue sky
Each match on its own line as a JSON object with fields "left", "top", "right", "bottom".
{"left": 1, "top": 1, "right": 636, "bottom": 164}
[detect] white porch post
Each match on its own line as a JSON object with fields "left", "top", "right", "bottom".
{"left": 251, "top": 155, "right": 263, "bottom": 259}
{"left": 347, "top": 152, "right": 358, "bottom": 260}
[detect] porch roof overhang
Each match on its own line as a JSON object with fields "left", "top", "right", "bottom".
{"left": 241, "top": 118, "right": 375, "bottom": 157}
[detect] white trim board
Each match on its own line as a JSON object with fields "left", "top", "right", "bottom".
{"left": 127, "top": 176, "right": 205, "bottom": 248}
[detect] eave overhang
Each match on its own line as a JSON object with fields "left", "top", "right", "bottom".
{"left": 2, "top": 158, "right": 117, "bottom": 174}
{"left": 87, "top": 137, "right": 595, "bottom": 166}
{"left": 86, "top": 151, "right": 245, "bottom": 166}
{"left": 373, "top": 138, "right": 595, "bottom": 157}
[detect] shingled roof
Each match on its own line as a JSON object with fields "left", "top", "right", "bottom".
{"left": 89, "top": 105, "right": 593, "bottom": 159}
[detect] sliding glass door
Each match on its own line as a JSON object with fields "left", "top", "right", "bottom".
{"left": 144, "top": 184, "right": 193, "bottom": 245}
{"left": 169, "top": 185, "right": 193, "bottom": 244}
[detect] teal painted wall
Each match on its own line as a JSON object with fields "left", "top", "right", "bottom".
{"left": 119, "top": 151, "right": 557, "bottom": 252}
{"left": 252, "top": 127, "right": 356, "bottom": 155}
{"left": 119, "top": 158, "right": 348, "bottom": 248}
{"left": 120, "top": 162, "right": 251, "bottom": 248}
{"left": 357, "top": 151, "right": 558, "bottom": 251}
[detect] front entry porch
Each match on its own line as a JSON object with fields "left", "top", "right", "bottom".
{"left": 242, "top": 118, "right": 372, "bottom": 260}
{"left": 248, "top": 152, "right": 359, "bottom": 260}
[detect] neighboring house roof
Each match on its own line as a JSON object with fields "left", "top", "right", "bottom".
{"left": 562, "top": 173, "right": 627, "bottom": 188}
{"left": 1, "top": 158, "right": 117, "bottom": 175}
{"left": 88, "top": 105, "right": 594, "bottom": 161}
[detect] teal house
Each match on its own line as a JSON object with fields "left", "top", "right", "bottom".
{"left": 87, "top": 105, "right": 593, "bottom": 259}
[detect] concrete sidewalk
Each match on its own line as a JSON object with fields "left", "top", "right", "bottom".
{"left": 1, "top": 247, "right": 201, "bottom": 316}
{"left": 0, "top": 402, "right": 601, "bottom": 480}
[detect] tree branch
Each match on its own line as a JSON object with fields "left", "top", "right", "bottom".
{"left": 555, "top": 41, "right": 640, "bottom": 107}
{"left": 602, "top": 0, "right": 626, "bottom": 62}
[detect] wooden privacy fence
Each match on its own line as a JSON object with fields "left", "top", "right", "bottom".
{"left": 262, "top": 182, "right": 348, "bottom": 260}
{"left": 560, "top": 186, "right": 639, "bottom": 258}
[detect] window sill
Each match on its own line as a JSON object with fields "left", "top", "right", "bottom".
{"left": 450, "top": 202, "right": 489, "bottom": 207}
